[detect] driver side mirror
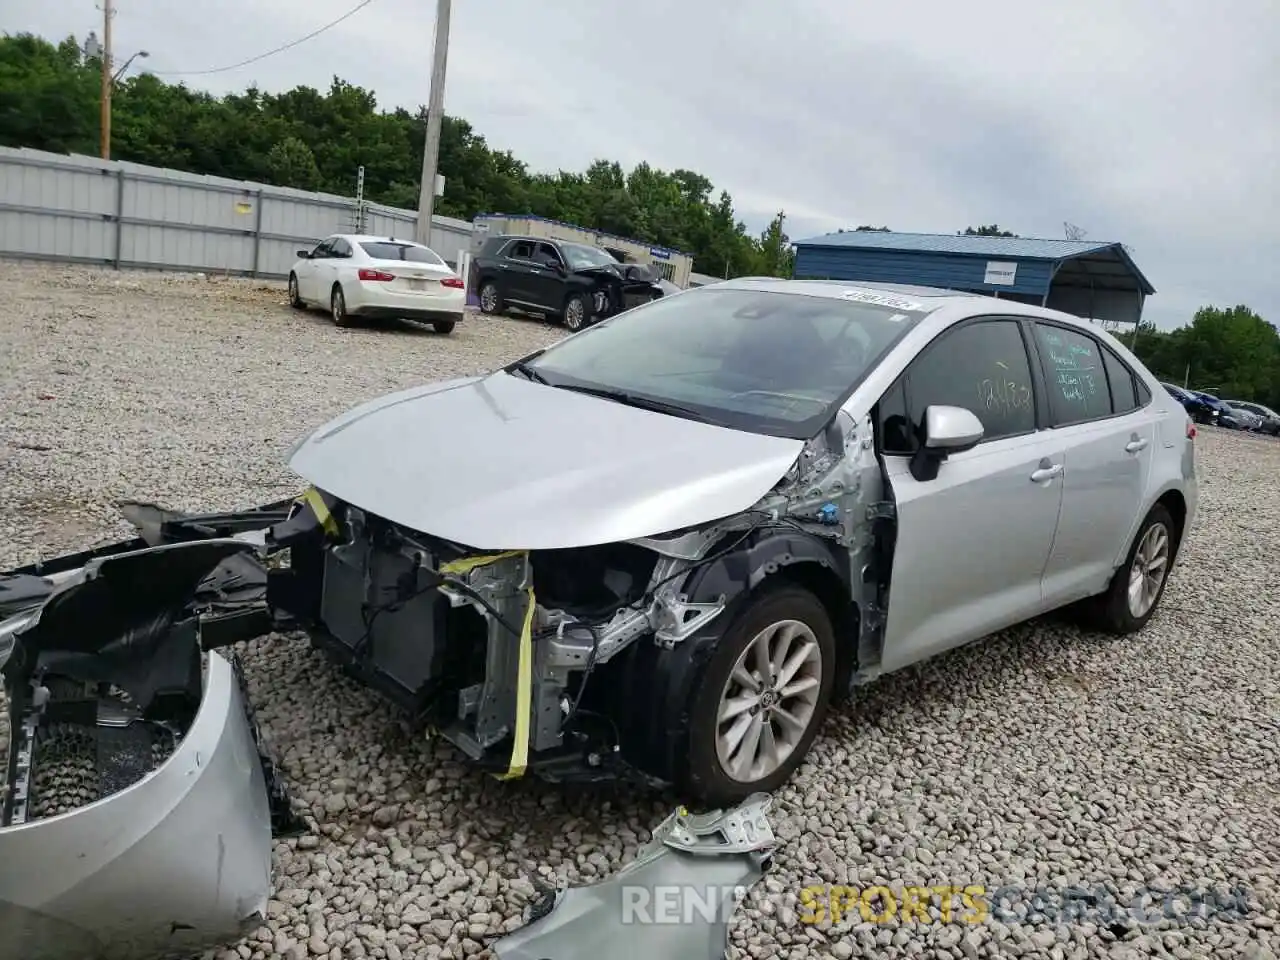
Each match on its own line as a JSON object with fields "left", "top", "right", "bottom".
{"left": 909, "top": 405, "right": 984, "bottom": 482}
{"left": 297, "top": 250, "right": 311, "bottom": 259}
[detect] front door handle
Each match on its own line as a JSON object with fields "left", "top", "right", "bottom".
{"left": 1030, "top": 464, "right": 1063, "bottom": 483}
{"left": 1125, "top": 438, "right": 1149, "bottom": 453}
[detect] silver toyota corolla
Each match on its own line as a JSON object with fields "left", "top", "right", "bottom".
{"left": 3, "top": 279, "right": 1199, "bottom": 840}
{"left": 269, "top": 277, "right": 1198, "bottom": 804}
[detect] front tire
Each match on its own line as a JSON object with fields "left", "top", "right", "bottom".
{"left": 1081, "top": 503, "right": 1177, "bottom": 634}
{"left": 680, "top": 585, "right": 836, "bottom": 806}
{"left": 432, "top": 320, "right": 456, "bottom": 335}
{"left": 288, "top": 273, "right": 305, "bottom": 309}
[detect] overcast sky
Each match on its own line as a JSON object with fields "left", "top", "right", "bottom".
{"left": 14, "top": 0, "right": 1279, "bottom": 329}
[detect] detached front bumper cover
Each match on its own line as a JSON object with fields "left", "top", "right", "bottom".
{"left": 0, "top": 515, "right": 303, "bottom": 960}
{"left": 492, "top": 793, "right": 777, "bottom": 960}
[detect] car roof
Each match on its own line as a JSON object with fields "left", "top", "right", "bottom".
{"left": 707, "top": 277, "right": 1110, "bottom": 325}
{"left": 338, "top": 234, "right": 431, "bottom": 246}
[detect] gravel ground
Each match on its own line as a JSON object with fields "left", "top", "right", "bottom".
{"left": 1, "top": 263, "right": 1277, "bottom": 960}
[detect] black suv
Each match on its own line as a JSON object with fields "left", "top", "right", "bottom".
{"left": 471, "top": 235, "right": 666, "bottom": 331}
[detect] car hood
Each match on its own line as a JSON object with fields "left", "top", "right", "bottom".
{"left": 286, "top": 373, "right": 805, "bottom": 550}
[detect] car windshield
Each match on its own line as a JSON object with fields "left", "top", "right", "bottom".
{"left": 561, "top": 243, "right": 619, "bottom": 270}
{"left": 521, "top": 287, "right": 931, "bottom": 439}
{"left": 359, "top": 241, "right": 446, "bottom": 265}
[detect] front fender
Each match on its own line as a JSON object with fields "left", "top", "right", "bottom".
{"left": 616, "top": 529, "right": 848, "bottom": 785}
{"left": 682, "top": 529, "right": 850, "bottom": 609}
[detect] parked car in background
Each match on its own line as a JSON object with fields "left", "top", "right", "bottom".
{"left": 1223, "top": 399, "right": 1280, "bottom": 435}
{"left": 1191, "top": 391, "right": 1242, "bottom": 429}
{"left": 1224, "top": 404, "right": 1264, "bottom": 432}
{"left": 1161, "top": 382, "right": 1218, "bottom": 425}
{"left": 471, "top": 234, "right": 667, "bottom": 331}
{"left": 12, "top": 280, "right": 1196, "bottom": 807}
{"left": 288, "top": 235, "right": 465, "bottom": 333}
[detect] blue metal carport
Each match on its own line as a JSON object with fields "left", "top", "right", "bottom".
{"left": 791, "top": 231, "right": 1156, "bottom": 326}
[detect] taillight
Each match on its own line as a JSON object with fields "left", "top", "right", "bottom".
{"left": 441, "top": 277, "right": 464, "bottom": 289}
{"left": 358, "top": 268, "right": 395, "bottom": 282}
{"left": 1186, "top": 421, "right": 1197, "bottom": 440}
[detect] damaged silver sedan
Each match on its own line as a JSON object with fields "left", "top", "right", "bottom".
{"left": 3, "top": 280, "right": 1198, "bottom": 860}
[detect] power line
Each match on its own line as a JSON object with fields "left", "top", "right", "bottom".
{"left": 151, "top": 0, "right": 379, "bottom": 77}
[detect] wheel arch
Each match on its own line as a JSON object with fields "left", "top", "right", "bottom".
{"left": 608, "top": 530, "right": 855, "bottom": 789}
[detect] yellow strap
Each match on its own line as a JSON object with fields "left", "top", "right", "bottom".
{"left": 435, "top": 551, "right": 534, "bottom": 781}
{"left": 300, "top": 486, "right": 339, "bottom": 539}
{"left": 438, "top": 551, "right": 524, "bottom": 576}
{"left": 494, "top": 585, "right": 535, "bottom": 781}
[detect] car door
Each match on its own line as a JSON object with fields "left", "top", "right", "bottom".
{"left": 298, "top": 238, "right": 335, "bottom": 301}
{"left": 1030, "top": 321, "right": 1157, "bottom": 606}
{"left": 324, "top": 237, "right": 354, "bottom": 298}
{"left": 877, "top": 316, "right": 1065, "bottom": 673}
{"left": 529, "top": 242, "right": 568, "bottom": 308}
{"left": 500, "top": 239, "right": 539, "bottom": 305}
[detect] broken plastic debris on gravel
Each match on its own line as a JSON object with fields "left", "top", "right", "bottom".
{"left": 0, "top": 264, "right": 1277, "bottom": 960}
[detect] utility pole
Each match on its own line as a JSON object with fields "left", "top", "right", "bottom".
{"left": 415, "top": 0, "right": 452, "bottom": 247}
{"left": 99, "top": 0, "right": 115, "bottom": 160}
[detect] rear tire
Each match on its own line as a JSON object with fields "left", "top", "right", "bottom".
{"left": 563, "top": 293, "right": 589, "bottom": 332}
{"left": 288, "top": 273, "right": 304, "bottom": 309}
{"left": 478, "top": 281, "right": 503, "bottom": 315}
{"left": 1080, "top": 503, "right": 1177, "bottom": 635}
{"left": 432, "top": 320, "right": 456, "bottom": 335}
{"left": 330, "top": 285, "right": 353, "bottom": 328}
{"left": 678, "top": 584, "right": 836, "bottom": 807}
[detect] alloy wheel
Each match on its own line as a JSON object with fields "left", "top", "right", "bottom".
{"left": 715, "top": 619, "right": 823, "bottom": 783}
{"left": 565, "top": 297, "right": 585, "bottom": 331}
{"left": 1127, "top": 521, "right": 1170, "bottom": 618}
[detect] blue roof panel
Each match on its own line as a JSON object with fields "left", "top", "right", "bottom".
{"left": 791, "top": 230, "right": 1115, "bottom": 261}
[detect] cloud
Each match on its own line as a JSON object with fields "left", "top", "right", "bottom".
{"left": 14, "top": 0, "right": 1279, "bottom": 328}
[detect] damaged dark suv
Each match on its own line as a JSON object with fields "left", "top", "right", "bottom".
{"left": 472, "top": 235, "right": 666, "bottom": 331}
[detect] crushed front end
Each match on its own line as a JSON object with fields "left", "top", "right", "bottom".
{"left": 265, "top": 490, "right": 730, "bottom": 785}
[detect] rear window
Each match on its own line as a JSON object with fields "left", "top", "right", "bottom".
{"left": 359, "top": 242, "right": 445, "bottom": 265}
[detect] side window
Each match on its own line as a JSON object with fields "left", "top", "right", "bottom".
{"left": 507, "top": 240, "right": 535, "bottom": 260}
{"left": 1101, "top": 345, "right": 1138, "bottom": 413}
{"left": 1032, "top": 323, "right": 1110, "bottom": 424}
{"left": 330, "top": 238, "right": 352, "bottom": 258}
{"left": 534, "top": 242, "right": 563, "bottom": 267}
{"left": 876, "top": 376, "right": 915, "bottom": 455}
{"left": 310, "top": 239, "right": 335, "bottom": 258}
{"left": 1135, "top": 377, "right": 1152, "bottom": 405}
{"left": 902, "top": 319, "right": 1036, "bottom": 444}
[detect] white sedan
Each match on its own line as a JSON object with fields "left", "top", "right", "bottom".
{"left": 287, "top": 234, "right": 466, "bottom": 333}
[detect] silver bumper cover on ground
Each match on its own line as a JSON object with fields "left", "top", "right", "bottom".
{"left": 0, "top": 651, "right": 273, "bottom": 960}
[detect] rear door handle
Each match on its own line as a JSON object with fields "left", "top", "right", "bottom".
{"left": 1030, "top": 464, "right": 1063, "bottom": 482}
{"left": 1125, "top": 438, "right": 1149, "bottom": 453}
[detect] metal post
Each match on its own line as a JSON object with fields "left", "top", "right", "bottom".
{"left": 250, "top": 189, "right": 264, "bottom": 277}
{"left": 112, "top": 169, "right": 125, "bottom": 268}
{"left": 415, "top": 0, "right": 451, "bottom": 246}
{"left": 100, "top": 0, "right": 114, "bottom": 160}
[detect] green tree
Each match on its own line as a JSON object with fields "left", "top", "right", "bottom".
{"left": 265, "top": 136, "right": 321, "bottom": 191}
{"left": 0, "top": 31, "right": 787, "bottom": 279}
{"left": 1130, "top": 305, "right": 1280, "bottom": 408}
{"left": 960, "top": 224, "right": 1017, "bottom": 237}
